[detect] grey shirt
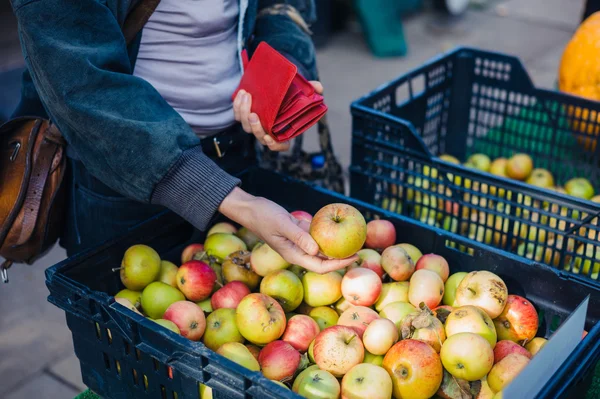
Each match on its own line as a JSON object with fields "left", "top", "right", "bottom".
{"left": 133, "top": 0, "right": 243, "bottom": 136}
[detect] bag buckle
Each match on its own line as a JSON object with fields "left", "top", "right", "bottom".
{"left": 213, "top": 137, "right": 224, "bottom": 158}
{"left": 1, "top": 260, "right": 12, "bottom": 283}
{"left": 9, "top": 142, "right": 21, "bottom": 162}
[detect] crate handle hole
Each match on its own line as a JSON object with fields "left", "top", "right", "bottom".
{"left": 103, "top": 353, "right": 111, "bottom": 370}
{"left": 106, "top": 328, "right": 112, "bottom": 345}
{"left": 143, "top": 375, "right": 149, "bottom": 391}
{"left": 95, "top": 322, "right": 101, "bottom": 341}
{"left": 161, "top": 385, "right": 167, "bottom": 399}
{"left": 132, "top": 369, "right": 139, "bottom": 385}
{"left": 115, "top": 360, "right": 122, "bottom": 376}
{"left": 135, "top": 348, "right": 141, "bottom": 361}
{"left": 411, "top": 74, "right": 425, "bottom": 96}
{"left": 153, "top": 358, "right": 160, "bottom": 371}
{"left": 173, "top": 392, "right": 178, "bottom": 399}
{"left": 395, "top": 82, "right": 410, "bottom": 107}
{"left": 167, "top": 366, "right": 174, "bottom": 379}
{"left": 124, "top": 340, "right": 130, "bottom": 355}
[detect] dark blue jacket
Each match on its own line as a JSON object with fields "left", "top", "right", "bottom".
{"left": 9, "top": 0, "right": 318, "bottom": 230}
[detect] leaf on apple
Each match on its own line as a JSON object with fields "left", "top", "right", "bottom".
{"left": 436, "top": 370, "right": 481, "bottom": 399}
{"left": 192, "top": 251, "right": 209, "bottom": 262}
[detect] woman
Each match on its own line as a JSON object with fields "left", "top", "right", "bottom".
{"left": 10, "top": 0, "right": 355, "bottom": 272}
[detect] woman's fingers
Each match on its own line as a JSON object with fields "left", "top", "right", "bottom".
{"left": 239, "top": 92, "right": 252, "bottom": 133}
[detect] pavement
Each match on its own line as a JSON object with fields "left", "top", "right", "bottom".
{"left": 0, "top": 0, "right": 587, "bottom": 398}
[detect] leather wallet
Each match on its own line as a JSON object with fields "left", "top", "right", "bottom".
{"left": 232, "top": 42, "right": 328, "bottom": 142}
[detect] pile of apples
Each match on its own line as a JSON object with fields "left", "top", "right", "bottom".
{"left": 112, "top": 203, "right": 565, "bottom": 399}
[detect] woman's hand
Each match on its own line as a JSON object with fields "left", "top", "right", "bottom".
{"left": 233, "top": 81, "right": 324, "bottom": 152}
{"left": 219, "top": 186, "right": 356, "bottom": 274}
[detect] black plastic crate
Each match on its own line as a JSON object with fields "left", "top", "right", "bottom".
{"left": 350, "top": 46, "right": 600, "bottom": 287}
{"left": 46, "top": 167, "right": 600, "bottom": 399}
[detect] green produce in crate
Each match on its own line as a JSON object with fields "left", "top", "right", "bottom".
{"left": 565, "top": 177, "right": 595, "bottom": 199}
{"left": 119, "top": 244, "right": 161, "bottom": 291}
{"left": 115, "top": 289, "right": 142, "bottom": 309}
{"left": 141, "top": 281, "right": 185, "bottom": 319}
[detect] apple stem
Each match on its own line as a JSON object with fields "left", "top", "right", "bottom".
{"left": 112, "top": 267, "right": 123, "bottom": 272}
{"left": 345, "top": 335, "right": 357, "bottom": 345}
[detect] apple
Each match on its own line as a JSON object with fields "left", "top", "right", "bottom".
{"left": 572, "top": 243, "right": 600, "bottom": 277}
{"left": 115, "top": 289, "right": 142, "bottom": 309}
{"left": 141, "top": 281, "right": 186, "bottom": 319}
{"left": 415, "top": 254, "right": 449, "bottom": 282}
{"left": 196, "top": 298, "right": 213, "bottom": 314}
{"left": 302, "top": 271, "right": 343, "bottom": 307}
{"left": 288, "top": 264, "right": 307, "bottom": 280}
{"left": 152, "top": 319, "right": 180, "bottom": 334}
{"left": 408, "top": 269, "right": 444, "bottom": 309}
{"left": 379, "top": 301, "right": 416, "bottom": 329}
{"left": 440, "top": 332, "right": 494, "bottom": 381}
{"left": 362, "top": 318, "right": 399, "bottom": 355}
{"left": 454, "top": 271, "right": 508, "bottom": 319}
{"left": 335, "top": 296, "right": 354, "bottom": 316}
{"left": 258, "top": 340, "right": 301, "bottom": 382}
{"left": 211, "top": 281, "right": 250, "bottom": 310}
{"left": 314, "top": 325, "right": 365, "bottom": 377}
{"left": 216, "top": 342, "right": 260, "bottom": 371}
{"left": 176, "top": 260, "right": 217, "bottom": 301}
{"left": 338, "top": 306, "right": 379, "bottom": 338}
{"left": 307, "top": 339, "right": 316, "bottom": 363}
{"left": 295, "top": 302, "right": 314, "bottom": 316}
{"left": 157, "top": 261, "right": 179, "bottom": 288}
{"left": 181, "top": 243, "right": 204, "bottom": 264}
{"left": 465, "top": 153, "right": 491, "bottom": 172}
{"left": 204, "top": 233, "right": 247, "bottom": 262}
{"left": 490, "top": 158, "right": 508, "bottom": 177}
{"left": 363, "top": 351, "right": 384, "bottom": 366}
{"left": 250, "top": 242, "right": 290, "bottom": 277}
{"left": 246, "top": 344, "right": 261, "bottom": 361}
{"left": 221, "top": 250, "right": 261, "bottom": 291}
{"left": 260, "top": 269, "right": 304, "bottom": 312}
{"left": 235, "top": 227, "right": 262, "bottom": 250}
{"left": 203, "top": 308, "right": 244, "bottom": 351}
{"left": 477, "top": 376, "right": 496, "bottom": 399}
{"left": 494, "top": 340, "right": 532, "bottom": 364}
{"left": 352, "top": 249, "right": 385, "bottom": 279}
{"left": 526, "top": 169, "right": 554, "bottom": 188}
{"left": 381, "top": 245, "right": 415, "bottom": 281}
{"left": 235, "top": 293, "right": 286, "bottom": 345}
{"left": 282, "top": 314, "right": 320, "bottom": 352}
{"left": 342, "top": 363, "right": 393, "bottom": 399}
{"left": 506, "top": 154, "right": 533, "bottom": 181}
{"left": 208, "top": 222, "right": 237, "bottom": 236}
{"left": 309, "top": 306, "right": 340, "bottom": 330}
{"left": 341, "top": 267, "right": 382, "bottom": 307}
{"left": 374, "top": 282, "right": 409, "bottom": 312}
{"left": 487, "top": 353, "right": 530, "bottom": 392}
{"left": 309, "top": 203, "right": 367, "bottom": 259}
{"left": 445, "top": 305, "right": 497, "bottom": 348}
{"left": 525, "top": 337, "right": 547, "bottom": 356}
{"left": 402, "top": 308, "right": 447, "bottom": 353}
{"left": 114, "top": 298, "right": 143, "bottom": 316}
{"left": 291, "top": 210, "right": 313, "bottom": 223}
{"left": 382, "top": 339, "right": 443, "bottom": 399}
{"left": 565, "top": 177, "right": 595, "bottom": 199}
{"left": 365, "top": 220, "right": 396, "bottom": 250}
{"left": 119, "top": 244, "right": 161, "bottom": 291}
{"left": 164, "top": 301, "right": 206, "bottom": 341}
{"left": 493, "top": 295, "right": 539, "bottom": 344}
{"left": 293, "top": 365, "right": 340, "bottom": 398}
{"left": 440, "top": 154, "right": 460, "bottom": 164}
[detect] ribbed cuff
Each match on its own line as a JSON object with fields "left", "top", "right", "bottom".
{"left": 150, "top": 146, "right": 241, "bottom": 231}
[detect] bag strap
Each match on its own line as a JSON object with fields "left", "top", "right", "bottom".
{"left": 122, "top": 0, "right": 162, "bottom": 45}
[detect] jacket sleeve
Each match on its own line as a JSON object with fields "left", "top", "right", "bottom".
{"left": 254, "top": 0, "right": 319, "bottom": 80}
{"left": 11, "top": 0, "right": 241, "bottom": 231}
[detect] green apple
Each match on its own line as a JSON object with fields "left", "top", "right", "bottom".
{"left": 196, "top": 298, "right": 213, "bottom": 314}
{"left": 120, "top": 244, "right": 161, "bottom": 291}
{"left": 439, "top": 154, "right": 460, "bottom": 164}
{"left": 440, "top": 333, "right": 494, "bottom": 381}
{"left": 271, "top": 380, "right": 289, "bottom": 390}
{"left": 158, "top": 260, "right": 178, "bottom": 287}
{"left": 292, "top": 364, "right": 320, "bottom": 391}
{"left": 152, "top": 319, "right": 180, "bottom": 334}
{"left": 308, "top": 339, "right": 316, "bottom": 363}
{"left": 207, "top": 222, "right": 237, "bottom": 236}
{"left": 115, "top": 289, "right": 142, "bottom": 309}
{"left": 235, "top": 293, "right": 286, "bottom": 345}
{"left": 363, "top": 351, "right": 384, "bottom": 366}
{"left": 341, "top": 363, "right": 393, "bottom": 399}
{"left": 302, "top": 271, "right": 342, "bottom": 307}
{"left": 565, "top": 177, "right": 595, "bottom": 199}
{"left": 260, "top": 269, "right": 304, "bottom": 312}
{"left": 216, "top": 342, "right": 260, "bottom": 371}
{"left": 465, "top": 153, "right": 491, "bottom": 172}
{"left": 293, "top": 365, "right": 341, "bottom": 398}
{"left": 489, "top": 158, "right": 508, "bottom": 177}
{"left": 526, "top": 169, "right": 554, "bottom": 188}
{"left": 141, "top": 281, "right": 185, "bottom": 319}
{"left": 204, "top": 233, "right": 247, "bottom": 262}
{"left": 309, "top": 203, "right": 367, "bottom": 259}
{"left": 443, "top": 272, "right": 468, "bottom": 306}
{"left": 309, "top": 306, "right": 339, "bottom": 330}
{"left": 199, "top": 383, "right": 212, "bottom": 399}
{"left": 235, "top": 227, "right": 262, "bottom": 250}
{"left": 378, "top": 301, "right": 416, "bottom": 329}
{"left": 250, "top": 242, "right": 290, "bottom": 277}
{"left": 203, "top": 308, "right": 245, "bottom": 351}
{"left": 445, "top": 305, "right": 497, "bottom": 348}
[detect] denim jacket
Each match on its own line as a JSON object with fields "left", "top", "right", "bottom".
{"left": 9, "top": 0, "right": 318, "bottom": 231}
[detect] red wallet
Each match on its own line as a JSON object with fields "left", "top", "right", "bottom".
{"left": 232, "top": 42, "right": 328, "bottom": 142}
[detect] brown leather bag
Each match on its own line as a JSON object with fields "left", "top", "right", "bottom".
{"left": 0, "top": 0, "right": 161, "bottom": 283}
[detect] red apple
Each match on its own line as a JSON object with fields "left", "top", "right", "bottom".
{"left": 408, "top": 269, "right": 444, "bottom": 309}
{"left": 415, "top": 254, "right": 450, "bottom": 282}
{"left": 282, "top": 315, "right": 321, "bottom": 352}
{"left": 250, "top": 242, "right": 290, "bottom": 277}
{"left": 163, "top": 301, "right": 206, "bottom": 341}
{"left": 309, "top": 203, "right": 367, "bottom": 259}
{"left": 494, "top": 340, "right": 532, "bottom": 364}
{"left": 291, "top": 210, "right": 313, "bottom": 223}
{"left": 236, "top": 293, "right": 286, "bottom": 345}
{"left": 314, "top": 325, "right": 365, "bottom": 377}
{"left": 176, "top": 260, "right": 217, "bottom": 301}
{"left": 338, "top": 306, "right": 380, "bottom": 338}
{"left": 341, "top": 267, "right": 382, "bottom": 307}
{"left": 381, "top": 244, "right": 418, "bottom": 281}
{"left": 181, "top": 243, "right": 204, "bottom": 264}
{"left": 353, "top": 249, "right": 385, "bottom": 279}
{"left": 210, "top": 281, "right": 250, "bottom": 310}
{"left": 493, "top": 295, "right": 539, "bottom": 344}
{"left": 365, "top": 220, "right": 397, "bottom": 250}
{"left": 258, "top": 340, "right": 301, "bottom": 382}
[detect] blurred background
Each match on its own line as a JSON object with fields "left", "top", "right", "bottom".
{"left": 0, "top": 0, "right": 590, "bottom": 398}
